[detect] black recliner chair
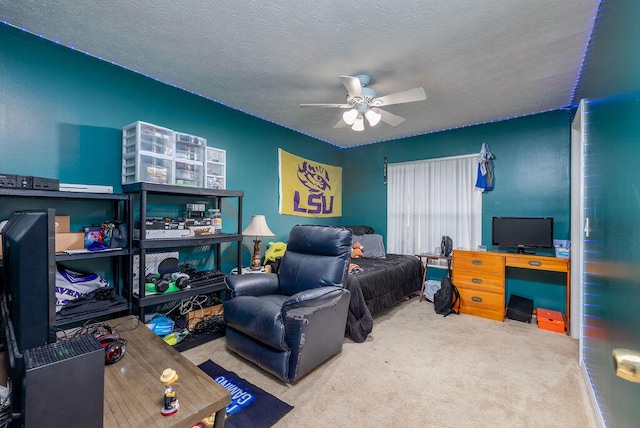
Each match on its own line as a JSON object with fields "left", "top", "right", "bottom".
{"left": 223, "top": 225, "right": 352, "bottom": 383}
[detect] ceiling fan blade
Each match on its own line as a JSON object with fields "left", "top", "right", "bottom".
{"left": 339, "top": 75, "right": 364, "bottom": 99}
{"left": 300, "top": 103, "right": 351, "bottom": 108}
{"left": 373, "top": 87, "right": 426, "bottom": 107}
{"left": 373, "top": 108, "right": 406, "bottom": 126}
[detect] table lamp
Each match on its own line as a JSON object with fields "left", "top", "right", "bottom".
{"left": 243, "top": 215, "right": 275, "bottom": 270}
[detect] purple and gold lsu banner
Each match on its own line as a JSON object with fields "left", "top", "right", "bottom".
{"left": 278, "top": 149, "right": 342, "bottom": 217}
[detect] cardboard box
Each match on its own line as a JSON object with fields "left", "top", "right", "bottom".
{"left": 55, "top": 216, "right": 70, "bottom": 233}
{"left": 186, "top": 304, "right": 223, "bottom": 329}
{"left": 2, "top": 230, "right": 84, "bottom": 255}
{"left": 537, "top": 308, "right": 565, "bottom": 333}
{"left": 55, "top": 232, "right": 85, "bottom": 252}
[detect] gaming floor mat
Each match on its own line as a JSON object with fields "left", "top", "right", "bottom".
{"left": 197, "top": 360, "right": 293, "bottom": 428}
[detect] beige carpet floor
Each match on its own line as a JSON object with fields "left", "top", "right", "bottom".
{"left": 182, "top": 297, "right": 598, "bottom": 427}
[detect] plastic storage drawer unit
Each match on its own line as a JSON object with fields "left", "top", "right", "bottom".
{"left": 122, "top": 121, "right": 175, "bottom": 185}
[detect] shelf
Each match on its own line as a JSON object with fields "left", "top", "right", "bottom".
{"left": 56, "top": 300, "right": 131, "bottom": 326}
{"left": 123, "top": 182, "right": 242, "bottom": 198}
{"left": 55, "top": 248, "right": 131, "bottom": 262}
{"left": 173, "top": 329, "right": 225, "bottom": 352}
{"left": 1, "top": 189, "right": 134, "bottom": 327}
{"left": 133, "top": 282, "right": 227, "bottom": 308}
{"left": 124, "top": 183, "right": 243, "bottom": 323}
{"left": 0, "top": 188, "right": 129, "bottom": 200}
{"left": 133, "top": 233, "right": 242, "bottom": 249}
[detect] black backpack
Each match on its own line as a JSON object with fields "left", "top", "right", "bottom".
{"left": 434, "top": 275, "right": 460, "bottom": 317}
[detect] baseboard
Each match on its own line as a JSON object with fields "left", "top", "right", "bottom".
{"left": 581, "top": 358, "right": 606, "bottom": 427}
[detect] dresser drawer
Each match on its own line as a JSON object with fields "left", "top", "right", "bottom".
{"left": 505, "top": 255, "right": 569, "bottom": 273}
{"left": 453, "top": 270, "right": 504, "bottom": 294}
{"left": 458, "top": 287, "right": 505, "bottom": 322}
{"left": 452, "top": 250, "right": 504, "bottom": 274}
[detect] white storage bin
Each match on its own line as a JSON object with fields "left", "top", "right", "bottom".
{"left": 123, "top": 154, "right": 174, "bottom": 185}
{"left": 123, "top": 121, "right": 174, "bottom": 156}
{"left": 175, "top": 161, "right": 204, "bottom": 187}
{"left": 175, "top": 132, "right": 206, "bottom": 146}
{"left": 206, "top": 176, "right": 225, "bottom": 190}
{"left": 122, "top": 121, "right": 210, "bottom": 187}
{"left": 122, "top": 121, "right": 176, "bottom": 185}
{"left": 175, "top": 132, "right": 206, "bottom": 162}
{"left": 205, "top": 147, "right": 226, "bottom": 189}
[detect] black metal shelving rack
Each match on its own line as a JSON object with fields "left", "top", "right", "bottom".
{"left": 122, "top": 182, "right": 243, "bottom": 320}
{"left": 0, "top": 188, "right": 133, "bottom": 326}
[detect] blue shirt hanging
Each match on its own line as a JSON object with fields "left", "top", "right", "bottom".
{"left": 475, "top": 143, "right": 495, "bottom": 192}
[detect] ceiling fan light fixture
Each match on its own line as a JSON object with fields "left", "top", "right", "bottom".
{"left": 364, "top": 109, "right": 382, "bottom": 127}
{"left": 352, "top": 115, "right": 365, "bottom": 131}
{"left": 343, "top": 108, "right": 359, "bottom": 125}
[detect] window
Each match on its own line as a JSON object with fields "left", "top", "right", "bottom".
{"left": 387, "top": 154, "right": 482, "bottom": 256}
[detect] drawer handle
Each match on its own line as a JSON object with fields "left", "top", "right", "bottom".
{"left": 471, "top": 278, "right": 483, "bottom": 284}
{"left": 528, "top": 260, "right": 542, "bottom": 267}
{"left": 472, "top": 260, "right": 483, "bottom": 265}
{"left": 471, "top": 296, "right": 483, "bottom": 303}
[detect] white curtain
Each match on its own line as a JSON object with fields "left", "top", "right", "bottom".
{"left": 387, "top": 154, "right": 482, "bottom": 255}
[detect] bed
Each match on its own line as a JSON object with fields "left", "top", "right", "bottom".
{"left": 343, "top": 229, "right": 422, "bottom": 342}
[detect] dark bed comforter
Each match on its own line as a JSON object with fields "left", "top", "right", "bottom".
{"left": 344, "top": 254, "right": 422, "bottom": 342}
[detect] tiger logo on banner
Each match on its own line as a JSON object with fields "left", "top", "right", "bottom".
{"left": 278, "top": 149, "right": 342, "bottom": 217}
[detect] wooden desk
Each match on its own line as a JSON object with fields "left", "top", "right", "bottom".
{"left": 103, "top": 316, "right": 231, "bottom": 427}
{"left": 452, "top": 250, "right": 570, "bottom": 335}
{"left": 416, "top": 253, "right": 452, "bottom": 302}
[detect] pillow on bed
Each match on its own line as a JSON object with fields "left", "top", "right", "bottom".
{"left": 353, "top": 234, "right": 386, "bottom": 258}
{"left": 343, "top": 225, "right": 375, "bottom": 235}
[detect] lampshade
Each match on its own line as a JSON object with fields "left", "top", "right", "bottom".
{"left": 243, "top": 215, "right": 275, "bottom": 238}
{"left": 343, "top": 108, "right": 359, "bottom": 126}
{"left": 351, "top": 115, "right": 365, "bottom": 131}
{"left": 364, "top": 109, "right": 382, "bottom": 127}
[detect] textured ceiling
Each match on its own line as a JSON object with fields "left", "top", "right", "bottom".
{"left": 1, "top": 0, "right": 599, "bottom": 148}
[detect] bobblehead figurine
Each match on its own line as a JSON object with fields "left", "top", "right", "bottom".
{"left": 160, "top": 368, "right": 180, "bottom": 416}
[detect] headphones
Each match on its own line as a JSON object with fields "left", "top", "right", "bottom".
{"left": 95, "top": 325, "right": 126, "bottom": 365}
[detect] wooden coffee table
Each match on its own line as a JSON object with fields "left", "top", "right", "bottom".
{"left": 102, "top": 316, "right": 230, "bottom": 427}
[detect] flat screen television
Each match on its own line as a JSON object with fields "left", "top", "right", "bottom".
{"left": 1, "top": 209, "right": 57, "bottom": 352}
{"left": 492, "top": 217, "right": 554, "bottom": 254}
{"left": 1, "top": 209, "right": 57, "bottom": 423}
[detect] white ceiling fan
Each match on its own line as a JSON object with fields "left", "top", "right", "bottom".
{"left": 300, "top": 75, "right": 427, "bottom": 131}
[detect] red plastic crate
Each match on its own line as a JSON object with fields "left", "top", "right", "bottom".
{"left": 537, "top": 308, "right": 565, "bottom": 333}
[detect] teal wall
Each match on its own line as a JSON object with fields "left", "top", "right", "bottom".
{"left": 0, "top": 22, "right": 572, "bottom": 307}
{"left": 343, "top": 111, "right": 571, "bottom": 311}
{"left": 572, "top": 0, "right": 640, "bottom": 426}
{"left": 342, "top": 111, "right": 571, "bottom": 243}
{"left": 0, "top": 24, "right": 343, "bottom": 269}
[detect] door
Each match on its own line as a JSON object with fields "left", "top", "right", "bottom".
{"left": 579, "top": 95, "right": 640, "bottom": 426}
{"left": 571, "top": 101, "right": 584, "bottom": 341}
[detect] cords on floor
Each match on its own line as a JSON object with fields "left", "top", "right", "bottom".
{"left": 157, "top": 294, "right": 225, "bottom": 338}
{"left": 190, "top": 315, "right": 225, "bottom": 337}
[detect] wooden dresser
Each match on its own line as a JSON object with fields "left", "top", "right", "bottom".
{"left": 452, "top": 250, "right": 506, "bottom": 321}
{"left": 451, "top": 249, "right": 571, "bottom": 333}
